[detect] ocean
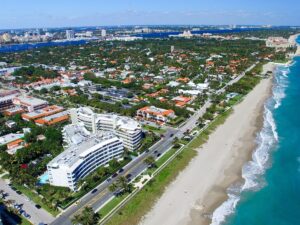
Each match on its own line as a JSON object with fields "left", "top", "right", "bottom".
{"left": 211, "top": 38, "right": 300, "bottom": 225}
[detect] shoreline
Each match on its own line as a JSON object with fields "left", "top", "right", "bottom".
{"left": 140, "top": 75, "right": 273, "bottom": 225}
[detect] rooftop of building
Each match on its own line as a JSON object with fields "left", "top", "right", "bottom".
{"left": 0, "top": 133, "right": 24, "bottom": 146}
{"left": 96, "top": 113, "right": 141, "bottom": 132}
{"left": 35, "top": 110, "right": 69, "bottom": 125}
{"left": 14, "top": 96, "right": 48, "bottom": 107}
{"left": 0, "top": 89, "right": 20, "bottom": 98}
{"left": 22, "top": 105, "right": 64, "bottom": 119}
{"left": 48, "top": 129, "right": 119, "bottom": 169}
{"left": 138, "top": 106, "right": 174, "bottom": 116}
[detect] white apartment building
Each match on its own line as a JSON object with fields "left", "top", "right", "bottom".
{"left": 47, "top": 124, "right": 124, "bottom": 190}
{"left": 70, "top": 107, "right": 142, "bottom": 150}
{"left": 96, "top": 114, "right": 142, "bottom": 151}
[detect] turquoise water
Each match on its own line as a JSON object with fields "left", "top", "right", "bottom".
{"left": 39, "top": 172, "right": 49, "bottom": 184}
{"left": 212, "top": 41, "right": 300, "bottom": 225}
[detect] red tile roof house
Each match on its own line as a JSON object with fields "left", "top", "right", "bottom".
{"left": 172, "top": 96, "right": 192, "bottom": 108}
{"left": 136, "top": 106, "right": 175, "bottom": 125}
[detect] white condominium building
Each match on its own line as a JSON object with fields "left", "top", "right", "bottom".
{"left": 70, "top": 107, "right": 97, "bottom": 132}
{"left": 47, "top": 124, "right": 124, "bottom": 191}
{"left": 70, "top": 107, "right": 142, "bottom": 150}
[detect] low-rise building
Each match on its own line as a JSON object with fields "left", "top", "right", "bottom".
{"left": 21, "top": 105, "right": 64, "bottom": 121}
{"left": 35, "top": 111, "right": 69, "bottom": 126}
{"left": 3, "top": 106, "right": 24, "bottom": 116}
{"left": 0, "top": 133, "right": 25, "bottom": 153}
{"left": 136, "top": 106, "right": 175, "bottom": 124}
{"left": 0, "top": 90, "right": 20, "bottom": 112}
{"left": 13, "top": 96, "right": 48, "bottom": 112}
{"left": 172, "top": 96, "right": 192, "bottom": 108}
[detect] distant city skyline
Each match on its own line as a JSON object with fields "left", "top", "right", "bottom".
{"left": 1, "top": 0, "right": 300, "bottom": 29}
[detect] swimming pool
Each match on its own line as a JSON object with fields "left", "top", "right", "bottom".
{"left": 38, "top": 172, "right": 49, "bottom": 184}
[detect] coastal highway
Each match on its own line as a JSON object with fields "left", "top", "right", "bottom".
{"left": 50, "top": 63, "right": 257, "bottom": 225}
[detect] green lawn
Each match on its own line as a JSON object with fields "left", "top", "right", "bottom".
{"left": 155, "top": 147, "right": 178, "bottom": 167}
{"left": 21, "top": 217, "right": 32, "bottom": 225}
{"left": 98, "top": 193, "right": 130, "bottom": 218}
{"left": 14, "top": 185, "right": 59, "bottom": 216}
{"left": 142, "top": 125, "right": 166, "bottom": 134}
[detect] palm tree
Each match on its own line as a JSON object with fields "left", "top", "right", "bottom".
{"left": 71, "top": 214, "right": 82, "bottom": 225}
{"left": 71, "top": 207, "right": 100, "bottom": 225}
{"left": 144, "top": 156, "right": 156, "bottom": 168}
{"left": 108, "top": 183, "right": 118, "bottom": 193}
{"left": 117, "top": 176, "right": 133, "bottom": 193}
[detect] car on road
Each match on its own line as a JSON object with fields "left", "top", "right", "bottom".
{"left": 170, "top": 133, "right": 174, "bottom": 137}
{"left": 125, "top": 174, "right": 132, "bottom": 180}
{"left": 23, "top": 212, "right": 31, "bottom": 219}
{"left": 112, "top": 173, "right": 118, "bottom": 178}
{"left": 35, "top": 204, "right": 41, "bottom": 209}
{"left": 154, "top": 150, "right": 158, "bottom": 154}
{"left": 156, "top": 153, "right": 161, "bottom": 157}
{"left": 91, "top": 189, "right": 98, "bottom": 194}
{"left": 11, "top": 187, "right": 17, "bottom": 191}
{"left": 118, "top": 168, "right": 124, "bottom": 173}
{"left": 16, "top": 191, "right": 22, "bottom": 195}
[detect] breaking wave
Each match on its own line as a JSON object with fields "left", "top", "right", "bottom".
{"left": 210, "top": 65, "right": 288, "bottom": 225}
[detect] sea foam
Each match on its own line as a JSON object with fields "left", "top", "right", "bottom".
{"left": 210, "top": 66, "right": 287, "bottom": 225}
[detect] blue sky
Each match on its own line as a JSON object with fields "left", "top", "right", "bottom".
{"left": 1, "top": 0, "right": 300, "bottom": 29}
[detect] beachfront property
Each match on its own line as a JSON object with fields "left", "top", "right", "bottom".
{"left": 266, "top": 37, "right": 295, "bottom": 49}
{"left": 47, "top": 124, "right": 124, "bottom": 190}
{"left": 70, "top": 107, "right": 142, "bottom": 150}
{"left": 0, "top": 90, "right": 20, "bottom": 112}
{"left": 13, "top": 96, "right": 48, "bottom": 112}
{"left": 136, "top": 106, "right": 176, "bottom": 125}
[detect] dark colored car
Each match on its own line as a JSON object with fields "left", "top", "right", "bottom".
{"left": 156, "top": 153, "right": 161, "bottom": 157}
{"left": 170, "top": 133, "right": 174, "bottom": 137}
{"left": 35, "top": 204, "right": 41, "bottom": 209}
{"left": 125, "top": 174, "right": 132, "bottom": 179}
{"left": 91, "top": 189, "right": 98, "bottom": 194}
{"left": 112, "top": 173, "right": 118, "bottom": 178}
{"left": 118, "top": 168, "right": 124, "bottom": 173}
{"left": 16, "top": 191, "right": 22, "bottom": 195}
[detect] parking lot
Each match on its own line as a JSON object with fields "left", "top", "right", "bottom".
{"left": 0, "top": 178, "right": 55, "bottom": 225}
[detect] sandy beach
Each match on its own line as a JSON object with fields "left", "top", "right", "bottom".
{"left": 140, "top": 76, "right": 273, "bottom": 225}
